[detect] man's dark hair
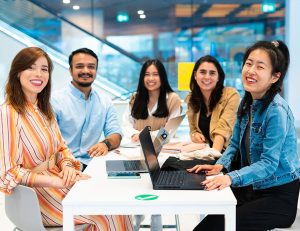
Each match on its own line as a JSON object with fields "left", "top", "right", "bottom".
{"left": 69, "top": 48, "right": 98, "bottom": 69}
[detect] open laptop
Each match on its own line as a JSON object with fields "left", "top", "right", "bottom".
{"left": 139, "top": 126, "right": 206, "bottom": 190}
{"left": 106, "top": 159, "right": 148, "bottom": 173}
{"left": 164, "top": 114, "right": 186, "bottom": 138}
{"left": 106, "top": 115, "right": 185, "bottom": 174}
{"left": 153, "top": 114, "right": 186, "bottom": 153}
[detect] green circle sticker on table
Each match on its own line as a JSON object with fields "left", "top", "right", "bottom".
{"left": 135, "top": 194, "right": 159, "bottom": 201}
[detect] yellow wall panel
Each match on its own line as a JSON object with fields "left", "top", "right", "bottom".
{"left": 178, "top": 62, "right": 194, "bottom": 91}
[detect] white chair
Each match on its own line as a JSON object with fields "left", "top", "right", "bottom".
{"left": 5, "top": 185, "right": 87, "bottom": 231}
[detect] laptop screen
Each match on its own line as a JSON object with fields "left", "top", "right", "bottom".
{"left": 139, "top": 127, "right": 161, "bottom": 181}
{"left": 152, "top": 114, "right": 186, "bottom": 154}
{"left": 164, "top": 114, "right": 185, "bottom": 138}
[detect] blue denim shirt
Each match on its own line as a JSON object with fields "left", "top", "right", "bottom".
{"left": 216, "top": 94, "right": 300, "bottom": 190}
{"left": 51, "top": 83, "right": 122, "bottom": 165}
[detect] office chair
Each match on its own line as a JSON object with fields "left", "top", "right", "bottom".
{"left": 5, "top": 185, "right": 87, "bottom": 231}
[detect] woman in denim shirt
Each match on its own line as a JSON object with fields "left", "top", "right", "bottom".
{"left": 188, "top": 40, "right": 300, "bottom": 231}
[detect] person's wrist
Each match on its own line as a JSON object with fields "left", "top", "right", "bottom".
{"left": 225, "top": 174, "right": 232, "bottom": 186}
{"left": 52, "top": 176, "right": 63, "bottom": 188}
{"left": 215, "top": 164, "right": 224, "bottom": 171}
{"left": 63, "top": 162, "right": 74, "bottom": 170}
{"left": 101, "top": 139, "right": 112, "bottom": 151}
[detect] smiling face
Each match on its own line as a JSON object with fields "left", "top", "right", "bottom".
{"left": 143, "top": 64, "right": 161, "bottom": 93}
{"left": 194, "top": 62, "right": 219, "bottom": 96}
{"left": 19, "top": 56, "right": 49, "bottom": 102}
{"left": 242, "top": 49, "right": 280, "bottom": 100}
{"left": 70, "top": 53, "right": 97, "bottom": 88}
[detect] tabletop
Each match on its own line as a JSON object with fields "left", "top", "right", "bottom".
{"left": 62, "top": 139, "right": 237, "bottom": 230}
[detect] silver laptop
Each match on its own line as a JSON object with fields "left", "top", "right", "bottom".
{"left": 139, "top": 127, "right": 206, "bottom": 190}
{"left": 106, "top": 115, "right": 185, "bottom": 174}
{"left": 106, "top": 159, "right": 148, "bottom": 173}
{"left": 164, "top": 114, "right": 186, "bottom": 138}
{"left": 153, "top": 114, "right": 186, "bottom": 154}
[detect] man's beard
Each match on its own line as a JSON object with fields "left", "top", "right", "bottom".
{"left": 74, "top": 73, "right": 94, "bottom": 87}
{"left": 74, "top": 80, "right": 93, "bottom": 87}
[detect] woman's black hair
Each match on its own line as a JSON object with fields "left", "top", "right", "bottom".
{"left": 189, "top": 55, "right": 225, "bottom": 113}
{"left": 131, "top": 59, "right": 174, "bottom": 119}
{"left": 238, "top": 40, "right": 290, "bottom": 117}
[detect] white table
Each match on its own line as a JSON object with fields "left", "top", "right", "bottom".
{"left": 62, "top": 148, "right": 237, "bottom": 230}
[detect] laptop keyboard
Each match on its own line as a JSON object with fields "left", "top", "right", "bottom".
{"left": 157, "top": 171, "right": 185, "bottom": 186}
{"left": 124, "top": 160, "right": 144, "bottom": 171}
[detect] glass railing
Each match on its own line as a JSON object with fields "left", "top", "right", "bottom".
{"left": 0, "top": 0, "right": 142, "bottom": 96}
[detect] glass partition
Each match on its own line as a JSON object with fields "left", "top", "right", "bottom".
{"left": 1, "top": 0, "right": 286, "bottom": 98}
{"left": 0, "top": 0, "right": 142, "bottom": 96}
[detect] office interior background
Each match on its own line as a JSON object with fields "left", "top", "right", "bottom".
{"left": 0, "top": 0, "right": 299, "bottom": 126}
{"left": 0, "top": 0, "right": 299, "bottom": 229}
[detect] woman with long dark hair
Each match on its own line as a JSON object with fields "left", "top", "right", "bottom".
{"left": 122, "top": 59, "right": 181, "bottom": 230}
{"left": 189, "top": 41, "right": 300, "bottom": 230}
{"left": 185, "top": 55, "right": 240, "bottom": 157}
{"left": 123, "top": 59, "right": 181, "bottom": 142}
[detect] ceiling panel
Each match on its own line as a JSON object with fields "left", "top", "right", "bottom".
{"left": 30, "top": 0, "right": 285, "bottom": 36}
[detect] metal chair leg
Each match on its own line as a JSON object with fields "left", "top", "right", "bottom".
{"left": 139, "top": 214, "right": 180, "bottom": 230}
{"left": 175, "top": 214, "right": 180, "bottom": 231}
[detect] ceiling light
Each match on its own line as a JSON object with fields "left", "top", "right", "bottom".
{"left": 73, "top": 5, "right": 80, "bottom": 10}
{"left": 63, "top": 0, "right": 70, "bottom": 4}
{"left": 137, "top": 10, "right": 144, "bottom": 15}
{"left": 140, "top": 14, "right": 146, "bottom": 19}
{"left": 262, "top": 2, "right": 276, "bottom": 13}
{"left": 117, "top": 12, "right": 129, "bottom": 22}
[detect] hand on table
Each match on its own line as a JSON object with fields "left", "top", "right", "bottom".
{"left": 187, "top": 164, "right": 231, "bottom": 191}
{"left": 191, "top": 132, "right": 206, "bottom": 143}
{"left": 59, "top": 166, "right": 91, "bottom": 187}
{"left": 202, "top": 175, "right": 232, "bottom": 191}
{"left": 88, "top": 143, "right": 108, "bottom": 157}
{"left": 131, "top": 134, "right": 139, "bottom": 143}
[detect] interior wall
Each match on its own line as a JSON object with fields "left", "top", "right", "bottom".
{"left": 0, "top": 30, "right": 72, "bottom": 103}
{"left": 285, "top": 0, "right": 300, "bottom": 126}
{"left": 0, "top": 28, "right": 127, "bottom": 126}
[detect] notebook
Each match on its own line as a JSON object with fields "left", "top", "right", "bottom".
{"left": 161, "top": 142, "right": 207, "bottom": 154}
{"left": 106, "top": 159, "right": 148, "bottom": 173}
{"left": 139, "top": 127, "right": 206, "bottom": 190}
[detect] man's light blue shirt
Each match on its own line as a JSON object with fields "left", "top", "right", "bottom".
{"left": 51, "top": 82, "right": 121, "bottom": 165}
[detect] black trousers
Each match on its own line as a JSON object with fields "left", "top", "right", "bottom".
{"left": 193, "top": 179, "right": 300, "bottom": 231}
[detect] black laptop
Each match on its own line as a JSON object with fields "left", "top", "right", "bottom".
{"left": 139, "top": 127, "right": 206, "bottom": 190}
